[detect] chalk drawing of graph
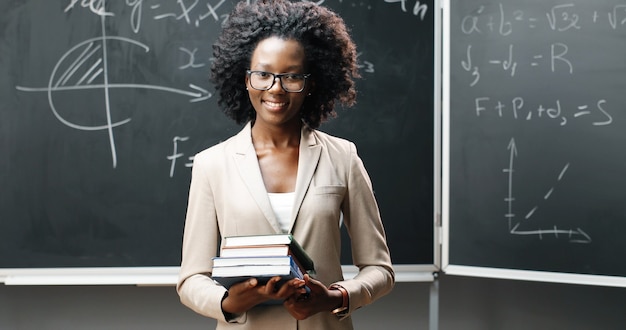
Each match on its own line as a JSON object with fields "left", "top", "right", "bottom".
{"left": 16, "top": 13, "right": 210, "bottom": 168}
{"left": 503, "top": 138, "right": 591, "bottom": 243}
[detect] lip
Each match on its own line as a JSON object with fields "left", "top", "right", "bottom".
{"left": 262, "top": 100, "right": 289, "bottom": 111}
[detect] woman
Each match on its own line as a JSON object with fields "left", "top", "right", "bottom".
{"left": 177, "top": 1, "right": 394, "bottom": 329}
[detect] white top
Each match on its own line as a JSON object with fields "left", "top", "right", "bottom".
{"left": 267, "top": 192, "right": 295, "bottom": 233}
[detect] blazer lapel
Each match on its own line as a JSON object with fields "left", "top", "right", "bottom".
{"left": 290, "top": 126, "right": 321, "bottom": 230}
{"left": 232, "top": 123, "right": 281, "bottom": 233}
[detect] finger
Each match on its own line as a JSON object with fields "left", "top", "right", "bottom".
{"left": 247, "top": 278, "right": 258, "bottom": 288}
{"left": 304, "top": 274, "right": 322, "bottom": 286}
{"left": 268, "top": 276, "right": 282, "bottom": 285}
{"left": 277, "top": 284, "right": 305, "bottom": 299}
{"left": 265, "top": 276, "right": 282, "bottom": 293}
{"left": 303, "top": 274, "right": 320, "bottom": 289}
{"left": 284, "top": 278, "right": 304, "bottom": 291}
{"left": 230, "top": 277, "right": 257, "bottom": 294}
{"left": 302, "top": 275, "right": 324, "bottom": 293}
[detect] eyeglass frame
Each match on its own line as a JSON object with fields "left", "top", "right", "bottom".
{"left": 246, "top": 70, "right": 311, "bottom": 93}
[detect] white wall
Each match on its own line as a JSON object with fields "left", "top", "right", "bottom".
{"left": 1, "top": 276, "right": 625, "bottom": 330}
{"left": 437, "top": 274, "right": 626, "bottom": 330}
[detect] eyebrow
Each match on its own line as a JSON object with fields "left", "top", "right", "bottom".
{"left": 253, "top": 63, "right": 305, "bottom": 72}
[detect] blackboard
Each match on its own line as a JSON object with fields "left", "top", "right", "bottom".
{"left": 0, "top": 0, "right": 435, "bottom": 274}
{"left": 444, "top": 0, "right": 626, "bottom": 284}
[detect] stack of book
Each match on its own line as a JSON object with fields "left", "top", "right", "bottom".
{"left": 211, "top": 234, "right": 315, "bottom": 289}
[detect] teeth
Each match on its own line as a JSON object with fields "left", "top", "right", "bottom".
{"left": 265, "top": 101, "right": 286, "bottom": 107}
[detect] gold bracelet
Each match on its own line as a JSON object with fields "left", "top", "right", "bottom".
{"left": 329, "top": 284, "right": 348, "bottom": 315}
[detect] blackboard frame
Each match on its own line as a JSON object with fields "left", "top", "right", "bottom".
{"left": 0, "top": 0, "right": 442, "bottom": 285}
{"left": 441, "top": 0, "right": 626, "bottom": 288}
{"left": 0, "top": 265, "right": 437, "bottom": 285}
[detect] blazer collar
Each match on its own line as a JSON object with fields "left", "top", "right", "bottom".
{"left": 232, "top": 122, "right": 322, "bottom": 233}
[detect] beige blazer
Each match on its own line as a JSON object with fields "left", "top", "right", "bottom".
{"left": 177, "top": 123, "right": 394, "bottom": 330}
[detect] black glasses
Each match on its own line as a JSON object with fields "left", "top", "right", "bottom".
{"left": 246, "top": 70, "right": 311, "bottom": 93}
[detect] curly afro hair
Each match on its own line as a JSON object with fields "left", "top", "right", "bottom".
{"left": 210, "top": 0, "right": 359, "bottom": 129}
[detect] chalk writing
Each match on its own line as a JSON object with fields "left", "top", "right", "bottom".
{"left": 17, "top": 1, "right": 211, "bottom": 168}
{"left": 607, "top": 5, "right": 626, "bottom": 29}
{"left": 503, "top": 138, "right": 591, "bottom": 243}
{"left": 167, "top": 136, "right": 193, "bottom": 178}
{"left": 151, "top": 0, "right": 229, "bottom": 28}
{"left": 449, "top": 2, "right": 626, "bottom": 250}
{"left": 546, "top": 3, "right": 581, "bottom": 31}
{"left": 15, "top": 0, "right": 382, "bottom": 173}
{"left": 455, "top": 3, "right": 626, "bottom": 90}
{"left": 179, "top": 47, "right": 207, "bottom": 70}
{"left": 166, "top": 136, "right": 195, "bottom": 178}
{"left": 474, "top": 97, "right": 612, "bottom": 126}
{"left": 462, "top": 42, "right": 574, "bottom": 85}
{"left": 356, "top": 52, "right": 375, "bottom": 73}
{"left": 65, "top": 0, "right": 114, "bottom": 17}
{"left": 461, "top": 3, "right": 626, "bottom": 35}
{"left": 384, "top": 0, "right": 428, "bottom": 20}
{"left": 126, "top": 0, "right": 144, "bottom": 33}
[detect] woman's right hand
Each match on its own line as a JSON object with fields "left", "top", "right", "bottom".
{"left": 221, "top": 276, "right": 307, "bottom": 314}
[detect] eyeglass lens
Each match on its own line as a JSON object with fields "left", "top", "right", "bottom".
{"left": 248, "top": 71, "right": 306, "bottom": 92}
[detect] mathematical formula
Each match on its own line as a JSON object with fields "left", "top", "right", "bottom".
{"left": 473, "top": 97, "right": 612, "bottom": 126}
{"left": 450, "top": 2, "right": 626, "bottom": 244}
{"left": 456, "top": 2, "right": 621, "bottom": 133}
{"left": 66, "top": 0, "right": 430, "bottom": 32}
{"left": 460, "top": 3, "right": 626, "bottom": 36}
{"left": 458, "top": 3, "right": 626, "bottom": 86}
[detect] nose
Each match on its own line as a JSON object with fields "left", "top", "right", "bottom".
{"left": 268, "top": 76, "right": 286, "bottom": 93}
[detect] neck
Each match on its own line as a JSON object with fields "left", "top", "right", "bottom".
{"left": 251, "top": 120, "right": 302, "bottom": 148}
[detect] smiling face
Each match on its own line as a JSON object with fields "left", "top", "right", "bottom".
{"left": 246, "top": 37, "right": 311, "bottom": 130}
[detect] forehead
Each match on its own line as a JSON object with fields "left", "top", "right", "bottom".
{"left": 249, "top": 37, "right": 306, "bottom": 70}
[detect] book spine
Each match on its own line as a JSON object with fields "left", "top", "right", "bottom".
{"left": 288, "top": 242, "right": 314, "bottom": 273}
{"left": 290, "top": 255, "right": 304, "bottom": 279}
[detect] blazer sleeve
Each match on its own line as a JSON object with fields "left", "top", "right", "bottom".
{"left": 333, "top": 142, "right": 395, "bottom": 318}
{"left": 176, "top": 150, "right": 246, "bottom": 324}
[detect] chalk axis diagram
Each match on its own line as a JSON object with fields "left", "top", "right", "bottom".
{"left": 503, "top": 138, "right": 591, "bottom": 243}
{"left": 16, "top": 11, "right": 210, "bottom": 168}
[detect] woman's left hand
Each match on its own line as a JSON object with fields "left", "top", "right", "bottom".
{"left": 282, "top": 274, "right": 344, "bottom": 320}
